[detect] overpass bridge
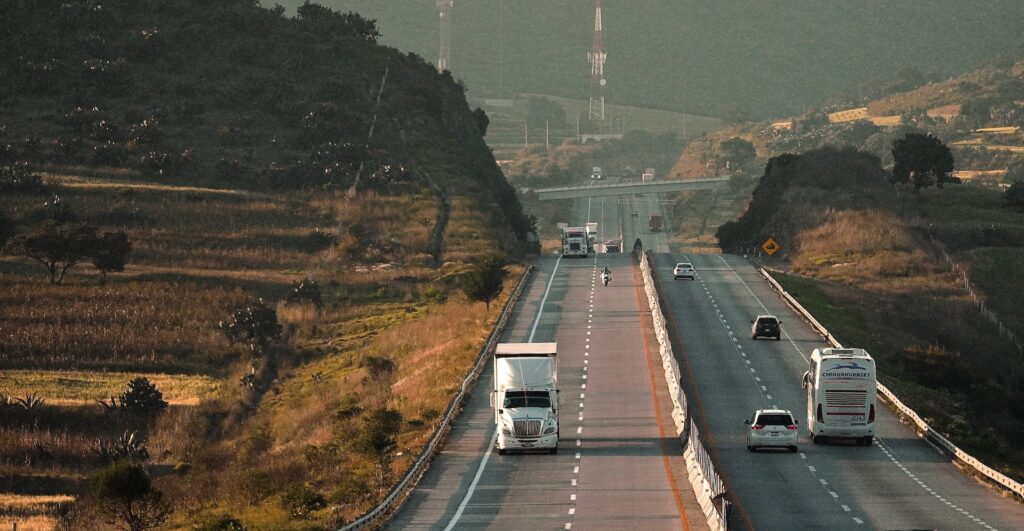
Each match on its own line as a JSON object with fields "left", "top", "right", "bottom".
{"left": 533, "top": 176, "right": 728, "bottom": 200}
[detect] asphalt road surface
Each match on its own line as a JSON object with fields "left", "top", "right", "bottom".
{"left": 389, "top": 192, "right": 698, "bottom": 529}
{"left": 654, "top": 252, "right": 1024, "bottom": 530}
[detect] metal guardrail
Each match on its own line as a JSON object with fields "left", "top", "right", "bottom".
{"left": 757, "top": 267, "right": 1024, "bottom": 501}
{"left": 341, "top": 265, "right": 536, "bottom": 530}
{"left": 640, "top": 251, "right": 729, "bottom": 530}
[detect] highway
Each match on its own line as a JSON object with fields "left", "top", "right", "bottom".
{"left": 387, "top": 175, "right": 1024, "bottom": 529}
{"left": 388, "top": 189, "right": 697, "bottom": 529}
{"left": 653, "top": 252, "right": 1024, "bottom": 530}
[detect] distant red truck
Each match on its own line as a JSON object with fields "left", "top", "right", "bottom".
{"left": 648, "top": 214, "right": 662, "bottom": 232}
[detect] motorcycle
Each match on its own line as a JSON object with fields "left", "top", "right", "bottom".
{"left": 602, "top": 272, "right": 610, "bottom": 286}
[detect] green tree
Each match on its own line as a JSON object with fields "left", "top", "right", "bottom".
{"left": 120, "top": 377, "right": 167, "bottom": 416}
{"left": 353, "top": 408, "right": 403, "bottom": 491}
{"left": 891, "top": 133, "right": 955, "bottom": 191}
{"left": 92, "top": 231, "right": 132, "bottom": 284}
{"left": 5, "top": 219, "right": 98, "bottom": 284}
{"left": 719, "top": 137, "right": 757, "bottom": 172}
{"left": 280, "top": 483, "right": 327, "bottom": 519}
{"left": 472, "top": 107, "right": 490, "bottom": 137}
{"left": 92, "top": 462, "right": 171, "bottom": 531}
{"left": 1005, "top": 181, "right": 1024, "bottom": 211}
{"left": 285, "top": 278, "right": 322, "bottom": 307}
{"left": 219, "top": 300, "right": 282, "bottom": 355}
{"left": 461, "top": 254, "right": 507, "bottom": 311}
{"left": 296, "top": 2, "right": 380, "bottom": 42}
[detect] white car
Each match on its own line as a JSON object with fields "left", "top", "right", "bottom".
{"left": 745, "top": 409, "right": 799, "bottom": 452}
{"left": 673, "top": 262, "right": 695, "bottom": 280}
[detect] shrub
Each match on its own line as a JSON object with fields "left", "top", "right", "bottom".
{"left": 120, "top": 377, "right": 168, "bottom": 415}
{"left": 1005, "top": 181, "right": 1024, "bottom": 211}
{"left": 192, "top": 513, "right": 248, "bottom": 531}
{"left": 280, "top": 483, "right": 327, "bottom": 519}
{"left": 220, "top": 299, "right": 282, "bottom": 356}
{"left": 0, "top": 162, "right": 47, "bottom": 193}
{"left": 286, "top": 279, "right": 323, "bottom": 307}
{"left": 92, "top": 431, "right": 150, "bottom": 463}
{"left": 91, "top": 462, "right": 171, "bottom": 531}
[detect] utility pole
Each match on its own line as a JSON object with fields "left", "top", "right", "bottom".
{"left": 436, "top": 0, "right": 453, "bottom": 72}
{"left": 587, "top": 0, "right": 607, "bottom": 124}
{"left": 546, "top": 120, "right": 550, "bottom": 150}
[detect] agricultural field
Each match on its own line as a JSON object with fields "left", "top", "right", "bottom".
{"left": 0, "top": 170, "right": 521, "bottom": 529}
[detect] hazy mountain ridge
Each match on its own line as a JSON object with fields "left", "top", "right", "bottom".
{"left": 280, "top": 1, "right": 1024, "bottom": 119}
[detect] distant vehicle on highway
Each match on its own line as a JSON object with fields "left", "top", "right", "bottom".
{"left": 648, "top": 214, "right": 662, "bottom": 232}
{"left": 590, "top": 166, "right": 603, "bottom": 180}
{"left": 750, "top": 315, "right": 781, "bottom": 340}
{"left": 641, "top": 167, "right": 656, "bottom": 182}
{"left": 673, "top": 262, "right": 695, "bottom": 280}
{"left": 560, "top": 226, "right": 589, "bottom": 257}
{"left": 745, "top": 409, "right": 799, "bottom": 452}
{"left": 803, "top": 348, "right": 876, "bottom": 446}
{"left": 604, "top": 240, "right": 621, "bottom": 253}
{"left": 630, "top": 209, "right": 638, "bottom": 217}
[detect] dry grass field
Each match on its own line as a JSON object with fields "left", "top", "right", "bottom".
{"left": 0, "top": 370, "right": 220, "bottom": 406}
{"left": 2, "top": 167, "right": 529, "bottom": 529}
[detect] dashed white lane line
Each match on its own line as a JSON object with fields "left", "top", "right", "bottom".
{"left": 693, "top": 254, "right": 866, "bottom": 527}
{"left": 874, "top": 438, "right": 997, "bottom": 529}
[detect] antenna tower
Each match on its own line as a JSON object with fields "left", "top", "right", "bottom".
{"left": 587, "top": 0, "right": 607, "bottom": 122}
{"left": 437, "top": 0, "right": 454, "bottom": 72}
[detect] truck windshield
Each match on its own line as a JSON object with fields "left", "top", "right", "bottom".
{"left": 503, "top": 391, "right": 551, "bottom": 408}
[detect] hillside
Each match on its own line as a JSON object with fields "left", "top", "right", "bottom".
{"left": 0, "top": 0, "right": 533, "bottom": 251}
{"left": 0, "top": 1, "right": 537, "bottom": 529}
{"left": 280, "top": 0, "right": 1024, "bottom": 119}
{"left": 670, "top": 55, "right": 1024, "bottom": 479}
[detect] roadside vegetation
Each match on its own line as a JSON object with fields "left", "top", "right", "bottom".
{"left": 1, "top": 1, "right": 534, "bottom": 528}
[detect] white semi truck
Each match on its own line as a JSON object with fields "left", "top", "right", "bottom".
{"left": 491, "top": 342, "right": 560, "bottom": 454}
{"left": 585, "top": 222, "right": 598, "bottom": 252}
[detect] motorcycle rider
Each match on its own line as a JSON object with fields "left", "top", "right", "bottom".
{"left": 601, "top": 266, "right": 611, "bottom": 286}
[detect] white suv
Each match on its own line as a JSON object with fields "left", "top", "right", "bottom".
{"left": 745, "top": 409, "right": 799, "bottom": 452}
{"left": 673, "top": 262, "right": 695, "bottom": 280}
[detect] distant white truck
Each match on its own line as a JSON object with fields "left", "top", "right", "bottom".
{"left": 641, "top": 167, "right": 656, "bottom": 182}
{"left": 590, "top": 166, "right": 603, "bottom": 180}
{"left": 491, "top": 342, "right": 560, "bottom": 454}
{"left": 585, "top": 222, "right": 598, "bottom": 252}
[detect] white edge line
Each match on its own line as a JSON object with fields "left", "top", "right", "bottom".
{"left": 448, "top": 255, "right": 561, "bottom": 529}
{"left": 444, "top": 429, "right": 499, "bottom": 531}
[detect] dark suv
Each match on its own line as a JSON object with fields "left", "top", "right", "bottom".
{"left": 751, "top": 315, "right": 781, "bottom": 340}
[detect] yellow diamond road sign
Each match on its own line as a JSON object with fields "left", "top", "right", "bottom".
{"left": 762, "top": 238, "right": 780, "bottom": 256}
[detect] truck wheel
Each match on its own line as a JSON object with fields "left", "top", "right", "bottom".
{"left": 498, "top": 448, "right": 506, "bottom": 455}
{"left": 811, "top": 433, "right": 820, "bottom": 445}
{"left": 776, "top": 335, "right": 781, "bottom": 341}
{"left": 549, "top": 447, "right": 558, "bottom": 455}
{"left": 747, "top": 445, "right": 754, "bottom": 452}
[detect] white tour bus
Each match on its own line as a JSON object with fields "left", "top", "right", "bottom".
{"left": 561, "top": 227, "right": 589, "bottom": 257}
{"left": 802, "top": 347, "right": 876, "bottom": 445}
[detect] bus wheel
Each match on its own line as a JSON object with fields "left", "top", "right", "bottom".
{"left": 811, "top": 433, "right": 821, "bottom": 445}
